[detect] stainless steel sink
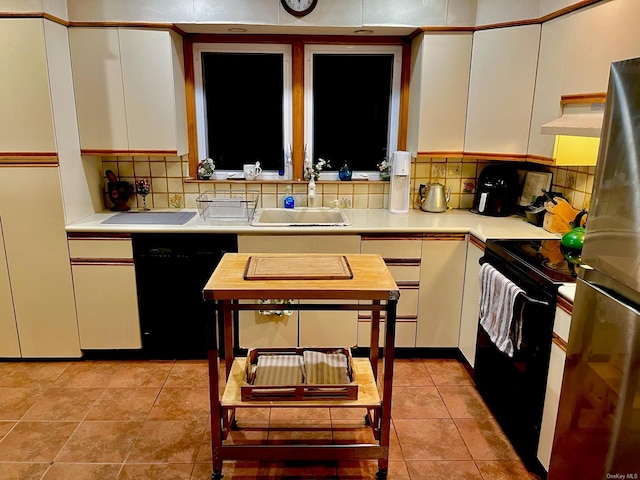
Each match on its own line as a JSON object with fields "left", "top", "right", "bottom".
{"left": 251, "top": 208, "right": 351, "bottom": 226}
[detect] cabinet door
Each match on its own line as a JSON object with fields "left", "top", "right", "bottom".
{"left": 69, "top": 27, "right": 129, "bottom": 151}
{"left": 72, "top": 263, "right": 142, "bottom": 349}
{"left": 458, "top": 237, "right": 485, "bottom": 367}
{"left": 562, "top": 0, "right": 640, "bottom": 96}
{"left": 120, "top": 28, "right": 186, "bottom": 153}
{"left": 0, "top": 221, "right": 20, "bottom": 357}
{"left": 407, "top": 32, "right": 472, "bottom": 154}
{"left": 0, "top": 18, "right": 56, "bottom": 153}
{"left": 416, "top": 235, "right": 466, "bottom": 347}
{"left": 0, "top": 167, "right": 80, "bottom": 357}
{"left": 465, "top": 25, "right": 540, "bottom": 156}
{"left": 538, "top": 338, "right": 567, "bottom": 470}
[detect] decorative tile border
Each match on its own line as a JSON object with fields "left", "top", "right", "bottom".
{"left": 100, "top": 155, "right": 592, "bottom": 212}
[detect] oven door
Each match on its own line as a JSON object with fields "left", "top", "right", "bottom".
{"left": 474, "top": 253, "right": 556, "bottom": 474}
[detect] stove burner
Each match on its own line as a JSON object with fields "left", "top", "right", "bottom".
{"left": 541, "top": 259, "right": 573, "bottom": 276}
{"left": 517, "top": 244, "right": 542, "bottom": 257}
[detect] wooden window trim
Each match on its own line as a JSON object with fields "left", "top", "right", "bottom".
{"left": 184, "top": 34, "right": 409, "bottom": 180}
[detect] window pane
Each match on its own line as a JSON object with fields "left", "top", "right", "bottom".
{"left": 313, "top": 54, "right": 393, "bottom": 171}
{"left": 202, "top": 53, "right": 284, "bottom": 171}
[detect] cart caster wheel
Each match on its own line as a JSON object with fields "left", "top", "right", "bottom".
{"left": 231, "top": 419, "right": 239, "bottom": 430}
{"left": 211, "top": 472, "right": 223, "bottom": 480}
{"left": 364, "top": 414, "right": 371, "bottom": 426}
{"left": 375, "top": 470, "right": 387, "bottom": 480}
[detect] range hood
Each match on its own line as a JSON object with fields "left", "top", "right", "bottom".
{"left": 540, "top": 102, "right": 605, "bottom": 138}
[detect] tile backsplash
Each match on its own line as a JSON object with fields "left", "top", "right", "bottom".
{"left": 100, "top": 155, "right": 594, "bottom": 212}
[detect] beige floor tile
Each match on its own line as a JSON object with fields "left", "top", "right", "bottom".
{"left": 118, "top": 463, "right": 194, "bottom": 479}
{"left": 438, "top": 385, "right": 493, "bottom": 418}
{"left": 164, "top": 361, "right": 210, "bottom": 388}
{"left": 390, "top": 359, "right": 434, "bottom": 386}
{"left": 475, "top": 460, "right": 535, "bottom": 479}
{"left": 393, "top": 418, "right": 472, "bottom": 461}
{"left": 0, "top": 462, "right": 50, "bottom": 480}
{"left": 23, "top": 387, "right": 103, "bottom": 422}
{"left": 267, "top": 419, "right": 333, "bottom": 444}
{"left": 0, "top": 362, "right": 70, "bottom": 388}
{"left": 270, "top": 407, "right": 331, "bottom": 422}
{"left": 127, "top": 420, "right": 206, "bottom": 464}
{"left": 0, "top": 387, "right": 45, "bottom": 421}
{"left": 52, "top": 361, "right": 120, "bottom": 388}
{"left": 147, "top": 387, "right": 210, "bottom": 421}
{"left": 108, "top": 360, "right": 174, "bottom": 388}
{"left": 391, "top": 386, "right": 449, "bottom": 419}
{"left": 337, "top": 459, "right": 410, "bottom": 479}
{"left": 42, "top": 463, "right": 122, "bottom": 480}
{"left": 55, "top": 421, "right": 143, "bottom": 463}
{"left": 85, "top": 387, "right": 160, "bottom": 421}
{"left": 0, "top": 421, "right": 78, "bottom": 462}
{"left": 454, "top": 418, "right": 520, "bottom": 461}
{"left": 423, "top": 359, "right": 473, "bottom": 385}
{"left": 405, "top": 460, "right": 483, "bottom": 479}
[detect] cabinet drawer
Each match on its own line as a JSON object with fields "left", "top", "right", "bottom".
{"left": 357, "top": 319, "right": 416, "bottom": 348}
{"left": 69, "top": 237, "right": 133, "bottom": 260}
{"left": 360, "top": 286, "right": 418, "bottom": 320}
{"left": 386, "top": 263, "right": 421, "bottom": 283}
{"left": 361, "top": 237, "right": 422, "bottom": 259}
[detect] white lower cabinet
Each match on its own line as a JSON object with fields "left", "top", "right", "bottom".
{"left": 416, "top": 234, "right": 467, "bottom": 347}
{"left": 0, "top": 223, "right": 20, "bottom": 357}
{"left": 68, "top": 236, "right": 141, "bottom": 350}
{"left": 0, "top": 166, "right": 80, "bottom": 358}
{"left": 458, "top": 236, "right": 485, "bottom": 366}
{"left": 359, "top": 235, "right": 423, "bottom": 347}
{"left": 237, "top": 235, "right": 361, "bottom": 348}
{"left": 538, "top": 303, "right": 571, "bottom": 471}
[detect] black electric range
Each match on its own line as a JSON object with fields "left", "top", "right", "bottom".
{"left": 484, "top": 238, "right": 577, "bottom": 288}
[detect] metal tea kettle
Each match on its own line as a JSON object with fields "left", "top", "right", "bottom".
{"left": 419, "top": 182, "right": 452, "bottom": 213}
{"left": 560, "top": 209, "right": 588, "bottom": 266}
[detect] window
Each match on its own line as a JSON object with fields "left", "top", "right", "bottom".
{"left": 305, "top": 44, "right": 402, "bottom": 178}
{"left": 193, "top": 43, "right": 292, "bottom": 178}
{"left": 191, "top": 40, "right": 403, "bottom": 180}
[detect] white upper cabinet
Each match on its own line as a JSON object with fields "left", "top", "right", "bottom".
{"left": 464, "top": 24, "right": 541, "bottom": 157}
{"left": 0, "top": 18, "right": 56, "bottom": 154}
{"left": 69, "top": 27, "right": 188, "bottom": 155}
{"left": 561, "top": 0, "right": 640, "bottom": 96}
{"left": 407, "top": 32, "right": 472, "bottom": 155}
{"left": 528, "top": 0, "right": 640, "bottom": 161}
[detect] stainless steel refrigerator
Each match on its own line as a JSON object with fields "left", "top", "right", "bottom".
{"left": 549, "top": 57, "right": 640, "bottom": 479}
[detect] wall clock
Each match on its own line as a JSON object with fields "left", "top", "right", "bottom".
{"left": 281, "top": 0, "right": 318, "bottom": 17}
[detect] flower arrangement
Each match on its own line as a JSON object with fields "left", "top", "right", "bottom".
{"left": 377, "top": 158, "right": 390, "bottom": 180}
{"left": 306, "top": 157, "right": 331, "bottom": 181}
{"left": 135, "top": 179, "right": 150, "bottom": 196}
{"left": 135, "top": 178, "right": 151, "bottom": 210}
{"left": 197, "top": 158, "right": 215, "bottom": 179}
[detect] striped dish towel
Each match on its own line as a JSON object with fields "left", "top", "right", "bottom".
{"left": 479, "top": 263, "right": 525, "bottom": 358}
{"left": 253, "top": 354, "right": 305, "bottom": 385}
{"left": 303, "top": 350, "right": 350, "bottom": 385}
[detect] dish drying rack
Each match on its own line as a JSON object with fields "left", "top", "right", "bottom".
{"left": 196, "top": 190, "right": 259, "bottom": 223}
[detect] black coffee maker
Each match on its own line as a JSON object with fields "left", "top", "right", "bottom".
{"left": 473, "top": 164, "right": 519, "bottom": 217}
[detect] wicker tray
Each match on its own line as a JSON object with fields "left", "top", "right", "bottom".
{"left": 242, "top": 347, "right": 358, "bottom": 401}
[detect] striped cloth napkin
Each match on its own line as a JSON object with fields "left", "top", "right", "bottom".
{"left": 479, "top": 263, "right": 525, "bottom": 358}
{"left": 253, "top": 354, "right": 305, "bottom": 385}
{"left": 303, "top": 350, "right": 350, "bottom": 385}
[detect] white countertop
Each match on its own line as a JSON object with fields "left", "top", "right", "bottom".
{"left": 558, "top": 284, "right": 576, "bottom": 303}
{"left": 66, "top": 208, "right": 561, "bottom": 242}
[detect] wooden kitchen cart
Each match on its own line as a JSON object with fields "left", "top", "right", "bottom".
{"left": 202, "top": 253, "right": 400, "bottom": 480}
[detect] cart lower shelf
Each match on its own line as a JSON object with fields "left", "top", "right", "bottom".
{"left": 221, "top": 357, "right": 381, "bottom": 408}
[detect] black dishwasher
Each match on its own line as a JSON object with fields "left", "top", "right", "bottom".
{"left": 132, "top": 233, "right": 237, "bottom": 359}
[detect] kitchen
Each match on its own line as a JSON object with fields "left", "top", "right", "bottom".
{"left": 1, "top": 0, "right": 639, "bottom": 479}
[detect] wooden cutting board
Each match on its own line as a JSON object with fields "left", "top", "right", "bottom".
{"left": 244, "top": 255, "right": 353, "bottom": 280}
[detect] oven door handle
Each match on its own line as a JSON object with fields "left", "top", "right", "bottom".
{"left": 479, "top": 257, "right": 551, "bottom": 307}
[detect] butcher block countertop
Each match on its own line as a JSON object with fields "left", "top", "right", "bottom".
{"left": 66, "top": 208, "right": 560, "bottom": 242}
{"left": 203, "top": 253, "right": 399, "bottom": 301}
